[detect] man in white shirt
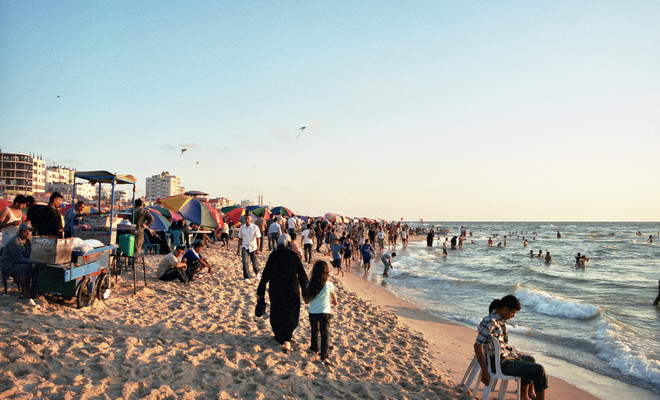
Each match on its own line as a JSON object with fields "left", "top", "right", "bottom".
{"left": 268, "top": 218, "right": 282, "bottom": 251}
{"left": 157, "top": 246, "right": 188, "bottom": 283}
{"left": 301, "top": 223, "right": 315, "bottom": 264}
{"left": 287, "top": 216, "right": 297, "bottom": 235}
{"left": 237, "top": 214, "right": 261, "bottom": 280}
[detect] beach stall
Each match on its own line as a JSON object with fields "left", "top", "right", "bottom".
{"left": 70, "top": 171, "right": 137, "bottom": 245}
{"left": 31, "top": 237, "right": 115, "bottom": 308}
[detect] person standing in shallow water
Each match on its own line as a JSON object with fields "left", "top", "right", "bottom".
{"left": 426, "top": 228, "right": 434, "bottom": 247}
{"left": 654, "top": 279, "right": 660, "bottom": 306}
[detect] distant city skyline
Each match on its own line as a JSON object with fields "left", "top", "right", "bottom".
{"left": 2, "top": 2, "right": 658, "bottom": 221}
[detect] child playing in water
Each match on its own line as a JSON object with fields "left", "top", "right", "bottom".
{"left": 303, "top": 261, "right": 338, "bottom": 366}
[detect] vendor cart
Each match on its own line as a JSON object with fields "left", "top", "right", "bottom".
{"left": 70, "top": 170, "right": 137, "bottom": 246}
{"left": 33, "top": 242, "right": 116, "bottom": 308}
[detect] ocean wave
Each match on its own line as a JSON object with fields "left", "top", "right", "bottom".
{"left": 513, "top": 285, "right": 601, "bottom": 319}
{"left": 594, "top": 320, "right": 660, "bottom": 389}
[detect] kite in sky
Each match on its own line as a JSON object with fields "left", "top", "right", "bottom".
{"left": 296, "top": 126, "right": 306, "bottom": 139}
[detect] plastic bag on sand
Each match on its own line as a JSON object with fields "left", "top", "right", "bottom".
{"left": 84, "top": 239, "right": 105, "bottom": 249}
{"left": 71, "top": 238, "right": 87, "bottom": 251}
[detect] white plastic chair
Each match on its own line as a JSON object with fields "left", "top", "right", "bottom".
{"left": 461, "top": 355, "right": 484, "bottom": 395}
{"left": 460, "top": 341, "right": 520, "bottom": 400}
{"left": 482, "top": 340, "right": 521, "bottom": 400}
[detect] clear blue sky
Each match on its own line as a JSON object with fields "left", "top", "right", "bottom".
{"left": 2, "top": 1, "right": 659, "bottom": 221}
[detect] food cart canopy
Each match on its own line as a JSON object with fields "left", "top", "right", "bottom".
{"left": 74, "top": 171, "right": 137, "bottom": 185}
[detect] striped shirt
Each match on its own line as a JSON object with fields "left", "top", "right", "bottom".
{"left": 475, "top": 310, "right": 518, "bottom": 360}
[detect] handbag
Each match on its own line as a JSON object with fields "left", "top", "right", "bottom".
{"left": 255, "top": 296, "right": 267, "bottom": 317}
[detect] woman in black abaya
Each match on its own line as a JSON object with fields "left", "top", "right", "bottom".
{"left": 256, "top": 234, "right": 309, "bottom": 352}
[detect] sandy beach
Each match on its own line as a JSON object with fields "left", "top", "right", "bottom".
{"left": 0, "top": 239, "right": 600, "bottom": 399}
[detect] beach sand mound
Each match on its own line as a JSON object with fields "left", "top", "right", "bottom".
{"left": 0, "top": 245, "right": 464, "bottom": 400}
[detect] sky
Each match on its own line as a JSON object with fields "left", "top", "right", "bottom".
{"left": 1, "top": 1, "right": 659, "bottom": 221}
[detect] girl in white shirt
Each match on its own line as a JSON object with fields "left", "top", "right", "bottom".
{"left": 303, "top": 260, "right": 338, "bottom": 366}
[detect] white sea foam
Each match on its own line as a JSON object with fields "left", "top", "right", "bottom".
{"left": 514, "top": 285, "right": 600, "bottom": 319}
{"left": 594, "top": 320, "right": 660, "bottom": 388}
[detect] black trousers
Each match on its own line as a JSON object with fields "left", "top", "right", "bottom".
{"left": 303, "top": 243, "right": 312, "bottom": 263}
{"left": 158, "top": 268, "right": 188, "bottom": 283}
{"left": 309, "top": 313, "right": 332, "bottom": 359}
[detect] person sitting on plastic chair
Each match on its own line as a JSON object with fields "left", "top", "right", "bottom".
{"left": 0, "top": 223, "right": 37, "bottom": 303}
{"left": 474, "top": 295, "right": 548, "bottom": 400}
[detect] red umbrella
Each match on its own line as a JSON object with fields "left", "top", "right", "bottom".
{"left": 224, "top": 207, "right": 246, "bottom": 224}
{"left": 203, "top": 203, "right": 224, "bottom": 227}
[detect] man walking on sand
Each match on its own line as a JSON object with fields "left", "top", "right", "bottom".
{"left": 255, "top": 214, "right": 267, "bottom": 252}
{"left": 237, "top": 214, "right": 261, "bottom": 281}
{"left": 474, "top": 295, "right": 548, "bottom": 400}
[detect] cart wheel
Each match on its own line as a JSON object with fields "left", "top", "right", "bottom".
{"left": 76, "top": 277, "right": 93, "bottom": 308}
{"left": 95, "top": 273, "right": 111, "bottom": 300}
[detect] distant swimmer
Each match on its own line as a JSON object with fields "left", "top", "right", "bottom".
{"left": 442, "top": 238, "right": 448, "bottom": 256}
{"left": 545, "top": 251, "right": 552, "bottom": 263}
{"left": 530, "top": 250, "right": 535, "bottom": 258}
{"left": 537, "top": 250, "right": 543, "bottom": 258}
{"left": 654, "top": 279, "right": 660, "bottom": 306}
{"left": 497, "top": 242, "right": 502, "bottom": 247}
{"left": 488, "top": 237, "right": 493, "bottom": 247}
{"left": 575, "top": 253, "right": 589, "bottom": 268}
{"left": 649, "top": 235, "right": 654, "bottom": 243}
{"left": 523, "top": 238, "right": 528, "bottom": 247}
{"left": 557, "top": 231, "right": 561, "bottom": 238}
{"left": 504, "top": 235, "right": 507, "bottom": 247}
{"left": 450, "top": 236, "right": 458, "bottom": 250}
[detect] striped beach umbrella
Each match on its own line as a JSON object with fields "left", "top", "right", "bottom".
{"left": 224, "top": 207, "right": 246, "bottom": 224}
{"left": 271, "top": 206, "right": 295, "bottom": 217}
{"left": 221, "top": 205, "right": 242, "bottom": 214}
{"left": 160, "top": 194, "right": 193, "bottom": 212}
{"left": 250, "top": 207, "right": 271, "bottom": 219}
{"left": 178, "top": 199, "right": 220, "bottom": 229}
{"left": 149, "top": 205, "right": 182, "bottom": 221}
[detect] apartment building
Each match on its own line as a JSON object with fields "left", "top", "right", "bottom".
{"left": 145, "top": 171, "right": 184, "bottom": 201}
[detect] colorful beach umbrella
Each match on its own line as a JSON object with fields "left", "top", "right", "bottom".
{"left": 224, "top": 207, "right": 246, "bottom": 224}
{"left": 178, "top": 198, "right": 220, "bottom": 229}
{"left": 147, "top": 209, "right": 172, "bottom": 231}
{"left": 271, "top": 206, "right": 295, "bottom": 217}
{"left": 250, "top": 207, "right": 271, "bottom": 219}
{"left": 221, "top": 205, "right": 242, "bottom": 214}
{"left": 203, "top": 203, "right": 224, "bottom": 228}
{"left": 160, "top": 194, "right": 193, "bottom": 212}
{"left": 148, "top": 206, "right": 182, "bottom": 221}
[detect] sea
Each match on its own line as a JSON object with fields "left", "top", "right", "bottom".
{"left": 366, "top": 222, "right": 659, "bottom": 400}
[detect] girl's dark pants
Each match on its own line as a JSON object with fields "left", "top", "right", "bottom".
{"left": 309, "top": 313, "right": 332, "bottom": 359}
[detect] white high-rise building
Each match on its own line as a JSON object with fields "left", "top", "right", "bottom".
{"left": 146, "top": 171, "right": 183, "bottom": 201}
{"left": 32, "top": 156, "right": 45, "bottom": 193}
